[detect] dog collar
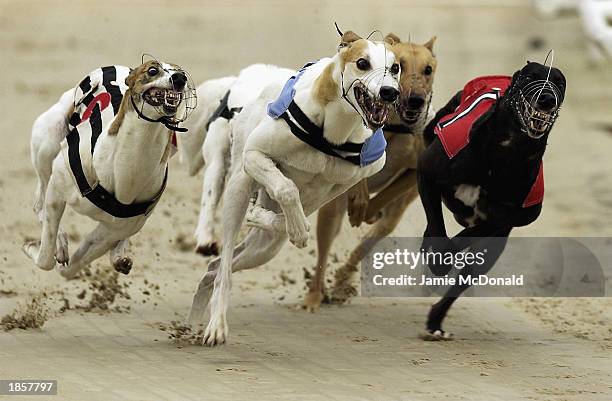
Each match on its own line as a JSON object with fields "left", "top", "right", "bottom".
{"left": 130, "top": 95, "right": 188, "bottom": 132}
{"left": 267, "top": 62, "right": 386, "bottom": 167}
{"left": 384, "top": 123, "right": 416, "bottom": 134}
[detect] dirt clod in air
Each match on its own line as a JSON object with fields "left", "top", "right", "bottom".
{"left": 1, "top": 295, "right": 47, "bottom": 331}
{"left": 174, "top": 233, "right": 195, "bottom": 252}
{"left": 158, "top": 321, "right": 203, "bottom": 345}
{"left": 279, "top": 270, "right": 296, "bottom": 286}
{"left": 75, "top": 268, "right": 130, "bottom": 313}
{"left": 330, "top": 264, "right": 358, "bottom": 304}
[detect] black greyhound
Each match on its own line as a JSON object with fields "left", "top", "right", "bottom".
{"left": 417, "top": 61, "right": 566, "bottom": 340}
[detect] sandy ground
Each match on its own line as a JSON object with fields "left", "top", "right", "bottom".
{"left": 1, "top": 1, "right": 612, "bottom": 400}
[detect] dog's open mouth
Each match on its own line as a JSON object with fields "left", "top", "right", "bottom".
{"left": 518, "top": 96, "right": 558, "bottom": 138}
{"left": 354, "top": 84, "right": 390, "bottom": 129}
{"left": 143, "top": 88, "right": 183, "bottom": 113}
{"left": 397, "top": 104, "right": 423, "bottom": 125}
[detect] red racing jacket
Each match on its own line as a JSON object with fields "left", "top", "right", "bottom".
{"left": 434, "top": 75, "right": 544, "bottom": 208}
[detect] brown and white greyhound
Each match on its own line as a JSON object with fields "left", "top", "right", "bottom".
{"left": 303, "top": 34, "right": 438, "bottom": 310}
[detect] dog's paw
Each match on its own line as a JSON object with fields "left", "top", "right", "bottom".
{"left": 202, "top": 315, "right": 228, "bottom": 347}
{"left": 112, "top": 257, "right": 133, "bottom": 275}
{"left": 302, "top": 290, "right": 324, "bottom": 313}
{"left": 22, "top": 240, "right": 56, "bottom": 271}
{"left": 22, "top": 240, "right": 40, "bottom": 260}
{"left": 56, "top": 264, "right": 80, "bottom": 280}
{"left": 246, "top": 205, "right": 285, "bottom": 233}
{"left": 195, "top": 242, "right": 219, "bottom": 257}
{"left": 289, "top": 232, "right": 309, "bottom": 249}
{"left": 287, "top": 217, "right": 310, "bottom": 249}
{"left": 418, "top": 329, "right": 454, "bottom": 341}
{"left": 55, "top": 232, "right": 69, "bottom": 266}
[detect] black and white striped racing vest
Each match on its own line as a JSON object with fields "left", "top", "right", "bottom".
{"left": 61, "top": 65, "right": 168, "bottom": 218}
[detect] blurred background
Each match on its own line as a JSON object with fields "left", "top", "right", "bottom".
{"left": 1, "top": 0, "right": 611, "bottom": 236}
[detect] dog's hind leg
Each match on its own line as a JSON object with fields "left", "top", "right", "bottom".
{"left": 29, "top": 90, "right": 73, "bottom": 266}
{"left": 188, "top": 226, "right": 287, "bottom": 326}
{"left": 23, "top": 180, "right": 67, "bottom": 271}
{"left": 109, "top": 239, "right": 133, "bottom": 275}
{"left": 331, "top": 188, "right": 418, "bottom": 303}
{"left": 190, "top": 169, "right": 254, "bottom": 345}
{"left": 30, "top": 89, "right": 73, "bottom": 222}
{"left": 421, "top": 227, "right": 512, "bottom": 341}
{"left": 302, "top": 195, "right": 346, "bottom": 312}
{"left": 57, "top": 224, "right": 119, "bottom": 279}
{"left": 195, "top": 118, "right": 231, "bottom": 256}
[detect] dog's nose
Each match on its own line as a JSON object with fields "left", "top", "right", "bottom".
{"left": 536, "top": 92, "right": 557, "bottom": 112}
{"left": 407, "top": 96, "right": 425, "bottom": 110}
{"left": 379, "top": 86, "right": 399, "bottom": 103}
{"left": 171, "top": 72, "right": 187, "bottom": 90}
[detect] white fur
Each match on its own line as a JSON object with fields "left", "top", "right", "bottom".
{"left": 176, "top": 76, "right": 237, "bottom": 176}
{"left": 178, "top": 65, "right": 294, "bottom": 253}
{"left": 454, "top": 184, "right": 487, "bottom": 226}
{"left": 187, "top": 40, "right": 400, "bottom": 346}
{"left": 454, "top": 184, "right": 481, "bottom": 207}
{"left": 24, "top": 67, "right": 183, "bottom": 279}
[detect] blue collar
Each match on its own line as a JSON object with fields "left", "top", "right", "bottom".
{"left": 267, "top": 63, "right": 386, "bottom": 167}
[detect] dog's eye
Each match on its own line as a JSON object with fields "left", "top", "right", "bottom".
{"left": 356, "top": 58, "right": 371, "bottom": 71}
{"left": 147, "top": 67, "right": 159, "bottom": 76}
{"left": 390, "top": 63, "right": 400, "bottom": 74}
{"left": 424, "top": 65, "right": 433, "bottom": 76}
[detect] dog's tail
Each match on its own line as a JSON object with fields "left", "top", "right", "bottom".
{"left": 423, "top": 90, "right": 463, "bottom": 146}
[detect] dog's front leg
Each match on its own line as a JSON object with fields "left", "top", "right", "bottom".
{"left": 416, "top": 169, "right": 448, "bottom": 248}
{"left": 417, "top": 151, "right": 458, "bottom": 276}
{"left": 303, "top": 195, "right": 346, "bottom": 312}
{"left": 364, "top": 169, "right": 417, "bottom": 223}
{"left": 243, "top": 150, "right": 309, "bottom": 248}
{"left": 199, "top": 169, "right": 254, "bottom": 346}
{"left": 23, "top": 185, "right": 66, "bottom": 271}
{"left": 332, "top": 188, "right": 419, "bottom": 303}
{"left": 347, "top": 179, "right": 369, "bottom": 227}
{"left": 422, "top": 227, "right": 512, "bottom": 340}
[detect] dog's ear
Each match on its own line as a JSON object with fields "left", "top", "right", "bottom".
{"left": 384, "top": 33, "right": 401, "bottom": 45}
{"left": 338, "top": 30, "right": 362, "bottom": 50}
{"left": 125, "top": 68, "right": 138, "bottom": 88}
{"left": 423, "top": 36, "right": 437, "bottom": 54}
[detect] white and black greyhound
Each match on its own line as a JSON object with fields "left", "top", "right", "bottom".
{"left": 24, "top": 60, "right": 196, "bottom": 278}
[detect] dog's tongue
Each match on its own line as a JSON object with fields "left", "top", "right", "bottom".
{"left": 369, "top": 102, "right": 388, "bottom": 126}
